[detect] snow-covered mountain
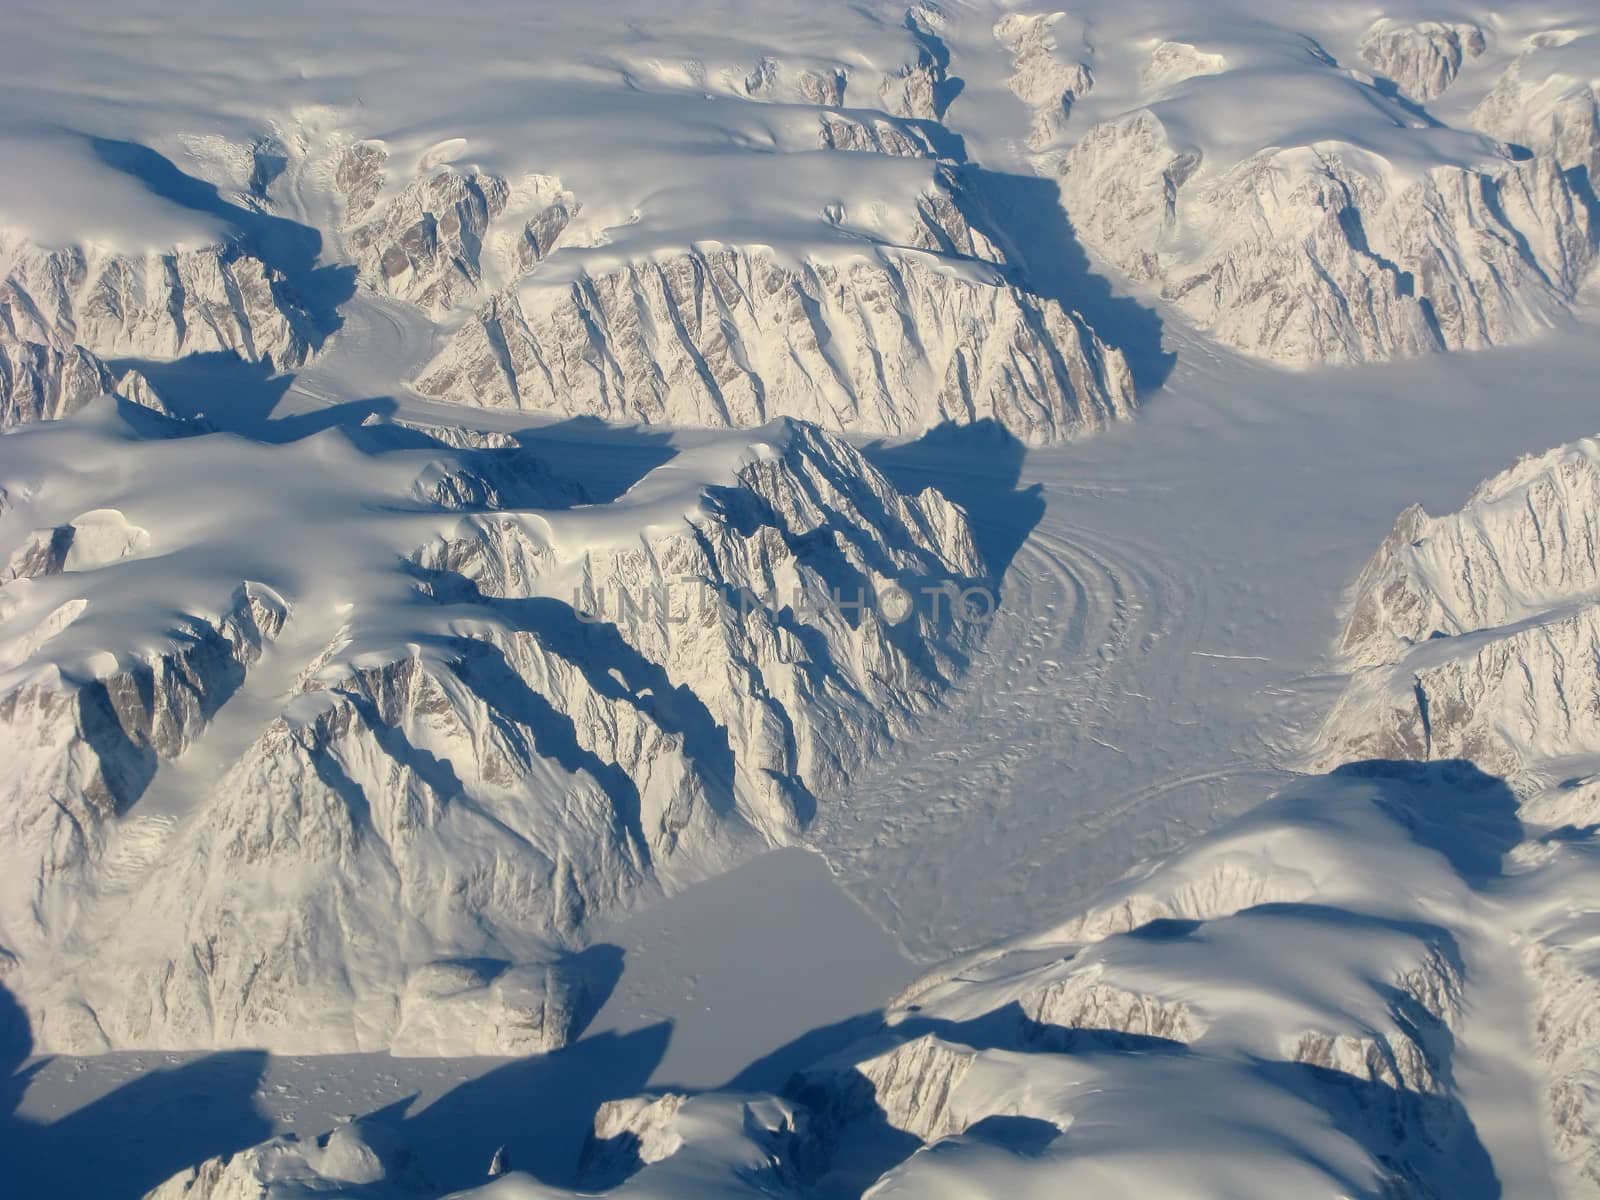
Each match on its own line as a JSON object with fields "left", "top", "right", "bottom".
{"left": 1322, "top": 437, "right": 1600, "bottom": 775}
{"left": 134, "top": 760, "right": 1525, "bottom": 1199}
{"left": 0, "top": 410, "right": 985, "bottom": 1054}
{"left": 1039, "top": 3, "right": 1600, "bottom": 365}
{"left": 1314, "top": 435, "right": 1600, "bottom": 1194}
{"left": 0, "top": 0, "right": 1138, "bottom": 446}
{"left": 2, "top": 0, "right": 1596, "bottom": 447}
{"left": 413, "top": 237, "right": 1134, "bottom": 444}
{"left": 124, "top": 427, "right": 1600, "bottom": 1200}
{"left": 6, "top": 2, "right": 1600, "bottom": 1198}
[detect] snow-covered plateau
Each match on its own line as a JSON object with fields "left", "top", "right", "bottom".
{"left": 4, "top": 0, "right": 1600, "bottom": 1198}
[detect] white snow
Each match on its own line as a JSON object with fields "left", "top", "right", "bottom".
{"left": 3, "top": 0, "right": 1600, "bottom": 1197}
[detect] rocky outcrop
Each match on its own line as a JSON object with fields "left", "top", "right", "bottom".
{"left": 994, "top": 11, "right": 1093, "bottom": 153}
{"left": 1471, "top": 37, "right": 1600, "bottom": 183}
{"left": 1359, "top": 20, "right": 1486, "bottom": 102}
{"left": 1341, "top": 442, "right": 1600, "bottom": 666}
{"left": 334, "top": 142, "right": 582, "bottom": 315}
{"left": 1140, "top": 39, "right": 1227, "bottom": 91}
{"left": 1322, "top": 439, "right": 1600, "bottom": 773}
{"left": 1027, "top": 13, "right": 1595, "bottom": 368}
{"left": 818, "top": 114, "right": 931, "bottom": 157}
{"left": 143, "top": 1119, "right": 433, "bottom": 1200}
{"left": 1, "top": 231, "right": 316, "bottom": 371}
{"left": 1059, "top": 113, "right": 1594, "bottom": 365}
{"left": 0, "top": 219, "right": 316, "bottom": 431}
{"left": 415, "top": 245, "right": 1134, "bottom": 444}
{"left": 1326, "top": 605, "right": 1600, "bottom": 773}
{"left": 340, "top": 155, "right": 509, "bottom": 314}
{"left": 6, "top": 420, "right": 988, "bottom": 1052}
{"left": 576, "top": 1091, "right": 816, "bottom": 1192}
{"left": 2, "top": 508, "right": 151, "bottom": 583}
{"left": 0, "top": 583, "right": 287, "bottom": 961}
{"left": 0, "top": 339, "right": 114, "bottom": 429}
{"left": 740, "top": 56, "right": 847, "bottom": 108}
{"left": 0, "top": 331, "right": 172, "bottom": 430}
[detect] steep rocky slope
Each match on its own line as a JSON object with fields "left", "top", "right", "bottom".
{"left": 1322, "top": 438, "right": 1600, "bottom": 773}
{"left": 414, "top": 241, "right": 1134, "bottom": 444}
{"left": 0, "top": 229, "right": 319, "bottom": 430}
{"left": 373, "top": 147, "right": 1134, "bottom": 444}
{"left": 1472, "top": 31, "right": 1600, "bottom": 183}
{"left": 0, "top": 232, "right": 316, "bottom": 370}
{"left": 1319, "top": 436, "right": 1600, "bottom": 1193}
{"left": 1060, "top": 125, "right": 1590, "bottom": 364}
{"left": 0, "top": 410, "right": 986, "bottom": 1054}
{"left": 1359, "top": 19, "right": 1486, "bottom": 102}
{"left": 981, "top": 3, "right": 1600, "bottom": 366}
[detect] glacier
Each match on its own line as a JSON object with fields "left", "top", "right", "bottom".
{"left": 3, "top": 1, "right": 1600, "bottom": 1198}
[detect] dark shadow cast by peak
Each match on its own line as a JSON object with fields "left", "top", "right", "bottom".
{"left": 863, "top": 418, "right": 1044, "bottom": 581}
{"left": 0, "top": 982, "right": 272, "bottom": 1200}
{"left": 88, "top": 136, "right": 356, "bottom": 345}
{"left": 110, "top": 352, "right": 398, "bottom": 444}
{"left": 0, "top": 940, "right": 632, "bottom": 1199}
{"left": 391, "top": 1020, "right": 672, "bottom": 1193}
{"left": 1331, "top": 757, "right": 1522, "bottom": 889}
{"left": 954, "top": 164, "right": 1174, "bottom": 396}
{"left": 504, "top": 417, "right": 679, "bottom": 506}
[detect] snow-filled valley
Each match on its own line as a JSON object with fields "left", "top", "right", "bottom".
{"left": 4, "top": 0, "right": 1600, "bottom": 1196}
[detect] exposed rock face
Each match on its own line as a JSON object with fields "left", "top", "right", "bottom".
{"left": 818, "top": 114, "right": 932, "bottom": 157}
{"left": 0, "top": 221, "right": 316, "bottom": 430}
{"left": 0, "top": 583, "right": 287, "bottom": 964}
{"left": 876, "top": 2, "right": 951, "bottom": 124}
{"left": 341, "top": 154, "right": 510, "bottom": 314}
{"left": 741, "top": 56, "right": 847, "bottom": 108}
{"left": 994, "top": 12, "right": 1093, "bottom": 153}
{"left": 998, "top": 13, "right": 1600, "bottom": 368}
{"left": 305, "top": 15, "right": 1134, "bottom": 449}
{"left": 1318, "top": 438, "right": 1600, "bottom": 1196}
{"left": 1322, "top": 439, "right": 1600, "bottom": 772}
{"left": 0, "top": 231, "right": 316, "bottom": 370}
{"left": 0, "top": 331, "right": 171, "bottom": 431}
{"left": 2, "top": 508, "right": 150, "bottom": 583}
{"left": 1342, "top": 444, "right": 1600, "bottom": 666}
{"left": 334, "top": 142, "right": 584, "bottom": 316}
{"left": 1471, "top": 40, "right": 1600, "bottom": 183}
{"left": 415, "top": 245, "right": 1133, "bottom": 445}
{"left": 1330, "top": 606, "right": 1600, "bottom": 773}
{"left": 1360, "top": 20, "right": 1486, "bottom": 102}
{"left": 4, "top": 420, "right": 988, "bottom": 1052}
{"left": 0, "top": 339, "right": 115, "bottom": 429}
{"left": 1059, "top": 114, "right": 1594, "bottom": 365}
